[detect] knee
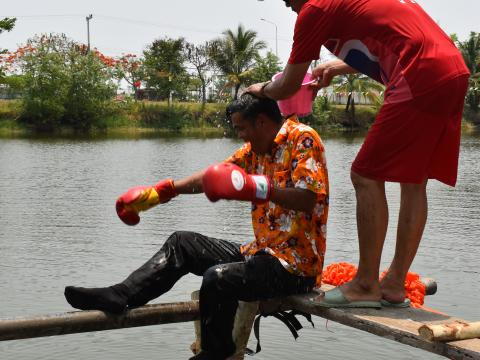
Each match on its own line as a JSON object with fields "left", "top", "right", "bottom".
{"left": 201, "top": 265, "right": 226, "bottom": 292}
{"left": 351, "top": 170, "right": 383, "bottom": 193}
{"left": 400, "top": 181, "right": 428, "bottom": 196}
{"left": 164, "top": 231, "right": 194, "bottom": 247}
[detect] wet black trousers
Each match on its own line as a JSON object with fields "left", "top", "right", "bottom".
{"left": 120, "top": 231, "right": 315, "bottom": 360}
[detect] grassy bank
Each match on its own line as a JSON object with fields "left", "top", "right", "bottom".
{"left": 1, "top": 99, "right": 479, "bottom": 137}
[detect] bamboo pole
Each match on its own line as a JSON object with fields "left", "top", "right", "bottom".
{"left": 0, "top": 301, "right": 199, "bottom": 341}
{"left": 418, "top": 321, "right": 480, "bottom": 342}
{"left": 421, "top": 277, "right": 437, "bottom": 296}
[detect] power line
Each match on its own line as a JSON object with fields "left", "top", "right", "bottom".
{"left": 95, "top": 15, "right": 222, "bottom": 37}
{"left": 4, "top": 14, "right": 85, "bottom": 18}
{"left": 5, "top": 13, "right": 291, "bottom": 42}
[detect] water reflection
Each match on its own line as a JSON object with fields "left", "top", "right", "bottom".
{"left": 0, "top": 133, "right": 479, "bottom": 360}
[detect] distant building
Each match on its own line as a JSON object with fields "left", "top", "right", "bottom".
{"left": 0, "top": 84, "right": 22, "bottom": 99}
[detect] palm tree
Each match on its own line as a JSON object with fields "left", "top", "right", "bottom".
{"left": 454, "top": 32, "right": 480, "bottom": 75}
{"left": 454, "top": 32, "right": 480, "bottom": 113}
{"left": 211, "top": 24, "right": 266, "bottom": 99}
{"left": 333, "top": 74, "right": 384, "bottom": 128}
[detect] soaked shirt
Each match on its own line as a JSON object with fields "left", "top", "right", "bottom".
{"left": 288, "top": 0, "right": 469, "bottom": 104}
{"left": 226, "top": 117, "right": 329, "bottom": 285}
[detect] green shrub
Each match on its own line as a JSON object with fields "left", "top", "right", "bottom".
{"left": 0, "top": 100, "right": 21, "bottom": 120}
{"left": 310, "top": 96, "right": 377, "bottom": 130}
{"left": 138, "top": 102, "right": 189, "bottom": 130}
{"left": 464, "top": 108, "right": 480, "bottom": 125}
{"left": 135, "top": 101, "right": 226, "bottom": 131}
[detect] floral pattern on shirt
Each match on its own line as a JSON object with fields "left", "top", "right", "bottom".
{"left": 225, "top": 116, "right": 329, "bottom": 286}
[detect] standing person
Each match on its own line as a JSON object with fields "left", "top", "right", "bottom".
{"left": 64, "top": 94, "right": 329, "bottom": 360}
{"left": 247, "top": 0, "right": 469, "bottom": 308}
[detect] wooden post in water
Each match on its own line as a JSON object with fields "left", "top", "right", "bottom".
{"left": 190, "top": 291, "right": 259, "bottom": 360}
{"left": 191, "top": 291, "right": 202, "bottom": 355}
{"left": 231, "top": 300, "right": 259, "bottom": 359}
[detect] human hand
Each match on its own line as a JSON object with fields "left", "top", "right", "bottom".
{"left": 245, "top": 81, "right": 270, "bottom": 98}
{"left": 310, "top": 63, "right": 337, "bottom": 91}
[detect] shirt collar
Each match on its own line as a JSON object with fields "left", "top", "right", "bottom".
{"left": 273, "top": 115, "right": 299, "bottom": 146}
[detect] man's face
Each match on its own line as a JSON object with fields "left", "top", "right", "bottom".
{"left": 231, "top": 112, "right": 264, "bottom": 150}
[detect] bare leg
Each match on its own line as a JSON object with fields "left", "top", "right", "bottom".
{"left": 333, "top": 171, "right": 388, "bottom": 302}
{"left": 381, "top": 180, "right": 428, "bottom": 303}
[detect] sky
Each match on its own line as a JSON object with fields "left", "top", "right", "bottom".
{"left": 2, "top": 0, "right": 479, "bottom": 66}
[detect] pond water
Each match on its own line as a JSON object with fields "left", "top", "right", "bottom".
{"left": 0, "top": 132, "right": 479, "bottom": 360}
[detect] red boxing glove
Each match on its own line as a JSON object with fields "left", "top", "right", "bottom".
{"left": 116, "top": 179, "right": 178, "bottom": 226}
{"left": 202, "top": 163, "right": 273, "bottom": 203}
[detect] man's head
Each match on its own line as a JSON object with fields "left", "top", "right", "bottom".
{"left": 226, "top": 93, "right": 283, "bottom": 154}
{"left": 282, "top": 0, "right": 307, "bottom": 14}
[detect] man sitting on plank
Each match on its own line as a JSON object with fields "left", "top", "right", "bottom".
{"left": 64, "top": 93, "right": 329, "bottom": 360}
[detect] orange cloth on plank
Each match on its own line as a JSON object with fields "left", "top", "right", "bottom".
{"left": 226, "top": 116, "right": 329, "bottom": 286}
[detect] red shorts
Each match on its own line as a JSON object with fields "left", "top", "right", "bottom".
{"left": 351, "top": 75, "right": 469, "bottom": 186}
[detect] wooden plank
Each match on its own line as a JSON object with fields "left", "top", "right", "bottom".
{"left": 281, "top": 289, "right": 480, "bottom": 360}
{"left": 0, "top": 301, "right": 199, "bottom": 341}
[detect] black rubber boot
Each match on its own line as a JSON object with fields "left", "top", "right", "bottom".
{"left": 64, "top": 283, "right": 130, "bottom": 314}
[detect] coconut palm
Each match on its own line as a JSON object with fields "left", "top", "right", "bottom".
{"left": 0, "top": 18, "right": 16, "bottom": 79}
{"left": 333, "top": 74, "right": 385, "bottom": 128}
{"left": 210, "top": 24, "right": 266, "bottom": 99}
{"left": 454, "top": 32, "right": 480, "bottom": 75}
{"left": 454, "top": 32, "right": 480, "bottom": 112}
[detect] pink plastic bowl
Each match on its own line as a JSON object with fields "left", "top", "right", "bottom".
{"left": 273, "top": 72, "right": 315, "bottom": 117}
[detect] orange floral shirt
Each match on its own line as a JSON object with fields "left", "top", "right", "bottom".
{"left": 226, "top": 116, "right": 329, "bottom": 285}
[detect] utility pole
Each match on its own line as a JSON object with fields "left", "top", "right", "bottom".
{"left": 86, "top": 14, "right": 93, "bottom": 52}
{"left": 168, "top": 63, "right": 173, "bottom": 107}
{"left": 260, "top": 18, "right": 278, "bottom": 57}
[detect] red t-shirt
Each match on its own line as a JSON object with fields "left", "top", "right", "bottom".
{"left": 288, "top": 0, "right": 470, "bottom": 103}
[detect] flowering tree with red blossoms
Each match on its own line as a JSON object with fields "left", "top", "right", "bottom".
{"left": 9, "top": 33, "right": 117, "bottom": 131}
{"left": 113, "top": 54, "right": 145, "bottom": 94}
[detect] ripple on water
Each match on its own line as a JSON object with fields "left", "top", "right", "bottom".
{"left": 0, "top": 136, "right": 479, "bottom": 359}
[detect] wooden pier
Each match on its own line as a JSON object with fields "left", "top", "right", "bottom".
{"left": 1, "top": 289, "right": 479, "bottom": 359}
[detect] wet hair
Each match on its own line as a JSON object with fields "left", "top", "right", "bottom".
{"left": 226, "top": 93, "right": 283, "bottom": 124}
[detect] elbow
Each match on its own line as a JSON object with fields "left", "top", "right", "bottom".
{"left": 303, "top": 201, "right": 316, "bottom": 213}
{"left": 301, "top": 192, "right": 317, "bottom": 213}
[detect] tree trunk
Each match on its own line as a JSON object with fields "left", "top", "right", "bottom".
{"left": 345, "top": 94, "right": 351, "bottom": 112}
{"left": 351, "top": 97, "right": 356, "bottom": 129}
{"left": 201, "top": 81, "right": 207, "bottom": 105}
{"left": 234, "top": 83, "right": 241, "bottom": 100}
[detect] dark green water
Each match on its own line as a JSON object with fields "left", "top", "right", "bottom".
{"left": 0, "top": 133, "right": 479, "bottom": 359}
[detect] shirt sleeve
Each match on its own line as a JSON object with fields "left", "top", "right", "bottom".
{"left": 224, "top": 143, "right": 251, "bottom": 171}
{"left": 290, "top": 131, "right": 328, "bottom": 198}
{"left": 288, "top": 3, "right": 331, "bottom": 65}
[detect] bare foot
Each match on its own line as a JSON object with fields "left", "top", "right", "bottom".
{"left": 380, "top": 273, "right": 406, "bottom": 304}
{"left": 340, "top": 278, "right": 382, "bottom": 302}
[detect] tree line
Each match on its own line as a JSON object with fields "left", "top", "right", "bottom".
{"left": 1, "top": 17, "right": 479, "bottom": 133}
